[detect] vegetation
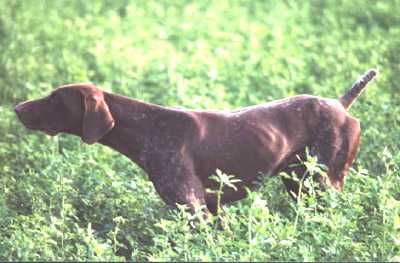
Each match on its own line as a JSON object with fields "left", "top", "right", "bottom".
{"left": 0, "top": 0, "right": 399, "bottom": 261}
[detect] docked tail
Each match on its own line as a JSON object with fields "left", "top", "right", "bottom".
{"left": 340, "top": 69, "right": 378, "bottom": 110}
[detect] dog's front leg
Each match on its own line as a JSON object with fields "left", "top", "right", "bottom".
{"left": 147, "top": 154, "right": 210, "bottom": 216}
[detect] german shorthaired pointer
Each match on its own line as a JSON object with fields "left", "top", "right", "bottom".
{"left": 15, "top": 69, "right": 377, "bottom": 214}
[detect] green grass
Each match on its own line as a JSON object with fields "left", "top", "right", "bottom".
{"left": 0, "top": 0, "right": 399, "bottom": 261}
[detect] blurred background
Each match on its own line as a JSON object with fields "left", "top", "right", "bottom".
{"left": 0, "top": 0, "right": 399, "bottom": 261}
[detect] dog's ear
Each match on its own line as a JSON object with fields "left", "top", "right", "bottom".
{"left": 81, "top": 88, "right": 115, "bottom": 144}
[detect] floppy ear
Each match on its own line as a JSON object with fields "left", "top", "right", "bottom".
{"left": 82, "top": 92, "right": 115, "bottom": 144}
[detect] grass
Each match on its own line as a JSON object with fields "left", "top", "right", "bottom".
{"left": 0, "top": 0, "right": 399, "bottom": 261}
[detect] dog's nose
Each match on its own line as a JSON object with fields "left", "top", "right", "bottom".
{"left": 14, "top": 104, "right": 22, "bottom": 114}
{"left": 14, "top": 102, "right": 30, "bottom": 119}
{"left": 14, "top": 101, "right": 34, "bottom": 127}
{"left": 14, "top": 101, "right": 29, "bottom": 114}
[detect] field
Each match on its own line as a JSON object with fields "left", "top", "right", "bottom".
{"left": 0, "top": 0, "right": 399, "bottom": 261}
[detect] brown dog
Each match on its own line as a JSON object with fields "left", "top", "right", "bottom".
{"left": 15, "top": 69, "right": 377, "bottom": 214}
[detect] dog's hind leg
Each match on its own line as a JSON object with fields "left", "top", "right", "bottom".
{"left": 279, "top": 150, "right": 319, "bottom": 200}
{"left": 313, "top": 116, "right": 361, "bottom": 190}
{"left": 279, "top": 154, "right": 307, "bottom": 200}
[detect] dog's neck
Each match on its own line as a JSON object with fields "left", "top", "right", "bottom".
{"left": 96, "top": 91, "right": 173, "bottom": 169}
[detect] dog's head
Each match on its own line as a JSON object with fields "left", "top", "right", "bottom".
{"left": 14, "top": 83, "right": 115, "bottom": 144}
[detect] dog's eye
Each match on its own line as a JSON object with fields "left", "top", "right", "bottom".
{"left": 49, "top": 94, "right": 57, "bottom": 105}
{"left": 49, "top": 94, "right": 57, "bottom": 104}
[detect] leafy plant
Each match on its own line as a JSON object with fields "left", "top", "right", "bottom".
{"left": 207, "top": 169, "right": 242, "bottom": 216}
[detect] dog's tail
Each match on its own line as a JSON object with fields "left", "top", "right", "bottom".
{"left": 340, "top": 68, "right": 378, "bottom": 110}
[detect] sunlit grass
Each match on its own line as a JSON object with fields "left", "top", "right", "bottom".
{"left": 0, "top": 0, "right": 399, "bottom": 261}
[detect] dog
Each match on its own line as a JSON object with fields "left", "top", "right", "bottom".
{"left": 14, "top": 69, "right": 377, "bottom": 214}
